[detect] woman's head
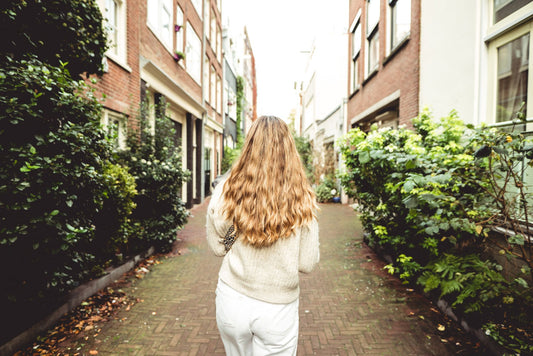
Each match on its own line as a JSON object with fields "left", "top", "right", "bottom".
{"left": 222, "top": 115, "right": 317, "bottom": 247}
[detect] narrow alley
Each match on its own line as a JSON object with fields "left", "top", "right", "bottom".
{"left": 53, "top": 202, "right": 484, "bottom": 355}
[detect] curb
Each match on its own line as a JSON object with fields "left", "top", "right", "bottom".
{"left": 0, "top": 247, "right": 155, "bottom": 356}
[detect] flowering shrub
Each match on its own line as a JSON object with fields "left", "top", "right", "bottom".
{"left": 338, "top": 109, "right": 533, "bottom": 353}
{"left": 315, "top": 176, "right": 337, "bottom": 203}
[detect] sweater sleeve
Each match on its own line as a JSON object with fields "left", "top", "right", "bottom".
{"left": 298, "top": 217, "right": 320, "bottom": 273}
{"left": 206, "top": 181, "right": 230, "bottom": 257}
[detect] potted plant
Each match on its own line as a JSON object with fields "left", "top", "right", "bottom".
{"left": 174, "top": 24, "right": 182, "bottom": 32}
{"left": 173, "top": 51, "right": 185, "bottom": 62}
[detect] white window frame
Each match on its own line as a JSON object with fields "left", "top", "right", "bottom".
{"left": 487, "top": 21, "right": 533, "bottom": 125}
{"left": 101, "top": 109, "right": 127, "bottom": 150}
{"left": 185, "top": 24, "right": 202, "bottom": 84}
{"left": 176, "top": 5, "right": 184, "bottom": 57}
{"left": 388, "top": 0, "right": 411, "bottom": 53}
{"left": 350, "top": 10, "right": 362, "bottom": 93}
{"left": 97, "top": 0, "right": 129, "bottom": 70}
{"left": 147, "top": 0, "right": 173, "bottom": 52}
{"left": 366, "top": 0, "right": 380, "bottom": 77}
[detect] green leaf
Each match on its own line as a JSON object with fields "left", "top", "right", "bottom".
{"left": 508, "top": 234, "right": 525, "bottom": 246}
{"left": 515, "top": 277, "right": 528, "bottom": 288}
{"left": 358, "top": 151, "right": 370, "bottom": 164}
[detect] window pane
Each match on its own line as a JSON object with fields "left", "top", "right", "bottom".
{"left": 192, "top": 0, "right": 202, "bottom": 17}
{"left": 105, "top": 0, "right": 118, "bottom": 55}
{"left": 186, "top": 26, "right": 202, "bottom": 83}
{"left": 147, "top": 0, "right": 157, "bottom": 28}
{"left": 352, "top": 23, "right": 361, "bottom": 57}
{"left": 368, "top": 31, "right": 379, "bottom": 73}
{"left": 352, "top": 57, "right": 359, "bottom": 91}
{"left": 391, "top": 0, "right": 411, "bottom": 49}
{"left": 496, "top": 33, "right": 529, "bottom": 122}
{"left": 161, "top": 1, "right": 172, "bottom": 48}
{"left": 367, "top": 0, "right": 380, "bottom": 34}
{"left": 176, "top": 6, "right": 184, "bottom": 53}
{"left": 494, "top": 0, "right": 531, "bottom": 23}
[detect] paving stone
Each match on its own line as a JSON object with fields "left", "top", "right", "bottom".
{"left": 56, "top": 201, "right": 484, "bottom": 355}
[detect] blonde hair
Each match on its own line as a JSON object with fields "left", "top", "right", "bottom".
{"left": 222, "top": 115, "right": 317, "bottom": 248}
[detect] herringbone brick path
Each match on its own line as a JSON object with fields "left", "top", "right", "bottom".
{"left": 55, "top": 201, "right": 482, "bottom": 355}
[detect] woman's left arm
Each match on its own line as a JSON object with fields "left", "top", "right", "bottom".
{"left": 298, "top": 218, "right": 320, "bottom": 273}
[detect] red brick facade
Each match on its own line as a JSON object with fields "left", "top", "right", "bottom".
{"left": 347, "top": 0, "right": 420, "bottom": 130}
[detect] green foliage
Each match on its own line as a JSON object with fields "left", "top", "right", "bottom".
{"left": 315, "top": 176, "right": 337, "bottom": 203}
{"left": 221, "top": 146, "right": 240, "bottom": 173}
{"left": 0, "top": 56, "right": 136, "bottom": 342}
{"left": 338, "top": 108, "right": 533, "bottom": 352}
{"left": 0, "top": 0, "right": 108, "bottom": 77}
{"left": 293, "top": 134, "right": 314, "bottom": 183}
{"left": 117, "top": 102, "right": 190, "bottom": 252}
{"left": 236, "top": 76, "right": 244, "bottom": 148}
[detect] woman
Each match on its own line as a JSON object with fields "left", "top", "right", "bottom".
{"left": 206, "top": 116, "right": 320, "bottom": 356}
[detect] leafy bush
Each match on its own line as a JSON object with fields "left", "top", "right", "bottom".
{"left": 0, "top": 0, "right": 108, "bottom": 77}
{"left": 338, "top": 109, "right": 533, "bottom": 352}
{"left": 0, "top": 56, "right": 136, "bottom": 342}
{"left": 315, "top": 176, "right": 337, "bottom": 203}
{"left": 117, "top": 104, "right": 190, "bottom": 252}
{"left": 222, "top": 146, "right": 240, "bottom": 174}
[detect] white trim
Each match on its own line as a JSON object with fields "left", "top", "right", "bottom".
{"left": 350, "top": 90, "right": 401, "bottom": 125}
{"left": 484, "top": 5, "right": 533, "bottom": 43}
{"left": 349, "top": 8, "right": 362, "bottom": 32}
{"left": 141, "top": 58, "right": 205, "bottom": 118}
{"left": 205, "top": 115, "right": 224, "bottom": 133}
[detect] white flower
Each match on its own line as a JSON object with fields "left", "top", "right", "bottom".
{"left": 147, "top": 161, "right": 152, "bottom": 165}
{"left": 131, "top": 157, "right": 137, "bottom": 162}
{"left": 331, "top": 189, "right": 337, "bottom": 195}
{"left": 140, "top": 159, "right": 147, "bottom": 164}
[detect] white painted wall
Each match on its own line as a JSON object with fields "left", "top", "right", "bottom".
{"left": 419, "top": 0, "right": 481, "bottom": 124}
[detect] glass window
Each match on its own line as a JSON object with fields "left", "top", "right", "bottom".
{"left": 186, "top": 25, "right": 202, "bottom": 83}
{"left": 104, "top": 0, "right": 118, "bottom": 55}
{"left": 368, "top": 30, "right": 379, "bottom": 74}
{"left": 367, "top": 0, "right": 380, "bottom": 34}
{"left": 147, "top": 0, "right": 173, "bottom": 49}
{"left": 176, "top": 6, "right": 184, "bottom": 53}
{"left": 494, "top": 0, "right": 531, "bottom": 24}
{"left": 203, "top": 57, "right": 210, "bottom": 98}
{"left": 496, "top": 33, "right": 529, "bottom": 122}
{"left": 102, "top": 110, "right": 127, "bottom": 150}
{"left": 351, "top": 21, "right": 361, "bottom": 91}
{"left": 390, "top": 0, "right": 411, "bottom": 49}
{"left": 211, "top": 65, "right": 216, "bottom": 107}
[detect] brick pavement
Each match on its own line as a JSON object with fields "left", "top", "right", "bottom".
{"left": 55, "top": 201, "right": 482, "bottom": 355}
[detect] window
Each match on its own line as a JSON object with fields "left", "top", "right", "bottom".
{"left": 192, "top": 0, "right": 203, "bottom": 17}
{"left": 389, "top": 0, "right": 410, "bottom": 50}
{"left": 98, "top": 0, "right": 127, "bottom": 64}
{"left": 210, "top": 8, "right": 216, "bottom": 48}
{"left": 351, "top": 19, "right": 361, "bottom": 92}
{"left": 210, "top": 65, "right": 216, "bottom": 107}
{"left": 176, "top": 5, "right": 184, "bottom": 54}
{"left": 186, "top": 25, "right": 202, "bottom": 83}
{"left": 203, "top": 57, "right": 210, "bottom": 98}
{"left": 366, "top": 0, "right": 380, "bottom": 75}
{"left": 496, "top": 33, "right": 529, "bottom": 122}
{"left": 494, "top": 0, "right": 531, "bottom": 24}
{"left": 101, "top": 110, "right": 127, "bottom": 150}
{"left": 217, "top": 75, "right": 222, "bottom": 113}
{"left": 147, "top": 0, "right": 173, "bottom": 50}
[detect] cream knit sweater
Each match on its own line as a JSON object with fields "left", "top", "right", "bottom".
{"left": 206, "top": 179, "right": 320, "bottom": 304}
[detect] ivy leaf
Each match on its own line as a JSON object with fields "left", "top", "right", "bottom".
{"left": 508, "top": 234, "right": 524, "bottom": 246}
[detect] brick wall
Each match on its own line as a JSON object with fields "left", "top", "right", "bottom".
{"left": 347, "top": 0, "right": 421, "bottom": 129}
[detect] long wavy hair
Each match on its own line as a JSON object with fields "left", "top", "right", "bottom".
{"left": 222, "top": 115, "right": 317, "bottom": 248}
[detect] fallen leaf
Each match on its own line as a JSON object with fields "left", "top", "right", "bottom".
{"left": 437, "top": 324, "right": 446, "bottom": 331}
{"left": 89, "top": 350, "right": 98, "bottom": 355}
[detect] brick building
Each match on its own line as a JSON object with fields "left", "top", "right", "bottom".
{"left": 347, "top": 0, "right": 420, "bottom": 131}
{"left": 92, "top": 0, "right": 225, "bottom": 207}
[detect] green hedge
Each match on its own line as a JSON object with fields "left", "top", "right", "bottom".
{"left": 338, "top": 109, "right": 533, "bottom": 353}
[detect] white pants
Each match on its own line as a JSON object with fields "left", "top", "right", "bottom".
{"left": 215, "top": 279, "right": 299, "bottom": 356}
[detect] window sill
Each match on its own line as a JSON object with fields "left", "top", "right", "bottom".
{"left": 349, "top": 86, "right": 360, "bottom": 99}
{"left": 106, "top": 53, "right": 132, "bottom": 73}
{"left": 362, "top": 68, "right": 378, "bottom": 86}
{"left": 384, "top": 35, "right": 410, "bottom": 66}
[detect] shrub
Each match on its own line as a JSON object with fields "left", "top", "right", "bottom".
{"left": 315, "top": 176, "right": 337, "bottom": 203}
{"left": 0, "top": 0, "right": 108, "bottom": 77}
{"left": 338, "top": 109, "right": 533, "bottom": 352}
{"left": 0, "top": 56, "right": 136, "bottom": 342}
{"left": 117, "top": 103, "right": 190, "bottom": 252}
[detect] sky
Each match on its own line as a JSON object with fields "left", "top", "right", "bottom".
{"left": 223, "top": 0, "right": 348, "bottom": 121}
